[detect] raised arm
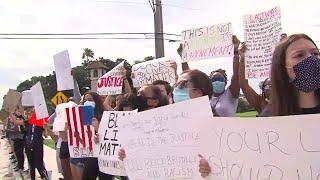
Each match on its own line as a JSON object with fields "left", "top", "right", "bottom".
{"left": 238, "top": 43, "right": 264, "bottom": 113}
{"left": 177, "top": 43, "right": 190, "bottom": 72}
{"left": 123, "top": 69, "right": 132, "bottom": 94}
{"left": 228, "top": 36, "right": 240, "bottom": 98}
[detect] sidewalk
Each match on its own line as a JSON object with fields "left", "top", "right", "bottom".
{"left": 0, "top": 138, "right": 62, "bottom": 180}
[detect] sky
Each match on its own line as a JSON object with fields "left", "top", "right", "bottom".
{"left": 0, "top": 0, "right": 319, "bottom": 107}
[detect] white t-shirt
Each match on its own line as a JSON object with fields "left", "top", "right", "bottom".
{"left": 56, "top": 137, "right": 63, "bottom": 149}
{"left": 210, "top": 88, "right": 238, "bottom": 117}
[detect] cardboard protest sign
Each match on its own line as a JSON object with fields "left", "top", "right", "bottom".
{"left": 118, "top": 96, "right": 212, "bottom": 179}
{"left": 2, "top": 89, "right": 22, "bottom": 113}
{"left": 181, "top": 23, "right": 234, "bottom": 62}
{"left": 30, "top": 82, "right": 49, "bottom": 119}
{"left": 97, "top": 61, "right": 125, "bottom": 95}
{"left": 200, "top": 114, "right": 320, "bottom": 179}
{"left": 132, "top": 58, "right": 176, "bottom": 87}
{"left": 54, "top": 50, "right": 75, "bottom": 91}
{"left": 66, "top": 105, "right": 95, "bottom": 158}
{"left": 21, "top": 90, "right": 33, "bottom": 107}
{"left": 98, "top": 111, "right": 137, "bottom": 176}
{"left": 244, "top": 6, "right": 282, "bottom": 79}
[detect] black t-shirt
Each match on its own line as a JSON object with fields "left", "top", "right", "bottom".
{"left": 301, "top": 105, "right": 320, "bottom": 114}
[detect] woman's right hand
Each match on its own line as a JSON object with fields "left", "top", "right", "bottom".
{"left": 199, "top": 154, "right": 211, "bottom": 178}
{"left": 118, "top": 148, "right": 126, "bottom": 161}
{"left": 239, "top": 42, "right": 247, "bottom": 61}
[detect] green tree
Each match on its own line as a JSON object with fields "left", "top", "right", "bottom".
{"left": 82, "top": 48, "right": 95, "bottom": 67}
{"left": 133, "top": 56, "right": 154, "bottom": 65}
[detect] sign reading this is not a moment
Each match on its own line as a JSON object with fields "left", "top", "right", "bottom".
{"left": 181, "top": 22, "right": 234, "bottom": 62}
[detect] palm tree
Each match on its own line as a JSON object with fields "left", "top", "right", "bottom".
{"left": 82, "top": 48, "right": 94, "bottom": 66}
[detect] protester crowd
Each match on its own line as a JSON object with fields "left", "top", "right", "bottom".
{"left": 1, "top": 32, "right": 319, "bottom": 180}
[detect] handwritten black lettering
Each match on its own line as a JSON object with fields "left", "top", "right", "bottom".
{"left": 266, "top": 131, "right": 290, "bottom": 155}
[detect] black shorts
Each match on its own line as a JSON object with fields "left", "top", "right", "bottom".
{"left": 59, "top": 141, "right": 70, "bottom": 159}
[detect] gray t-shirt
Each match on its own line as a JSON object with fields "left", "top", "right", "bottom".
{"left": 210, "top": 88, "right": 238, "bottom": 117}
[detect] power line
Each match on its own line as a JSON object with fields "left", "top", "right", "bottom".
{"left": 0, "top": 32, "right": 181, "bottom": 36}
{"left": 0, "top": 37, "right": 180, "bottom": 40}
{"left": 94, "top": 0, "right": 148, "bottom": 5}
{"left": 162, "top": 3, "right": 211, "bottom": 12}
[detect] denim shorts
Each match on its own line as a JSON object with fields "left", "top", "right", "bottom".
{"left": 70, "top": 158, "right": 86, "bottom": 168}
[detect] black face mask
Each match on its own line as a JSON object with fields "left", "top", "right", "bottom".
{"left": 135, "top": 96, "right": 149, "bottom": 112}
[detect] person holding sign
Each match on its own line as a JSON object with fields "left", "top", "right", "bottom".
{"left": 198, "top": 34, "right": 320, "bottom": 179}
{"left": 238, "top": 43, "right": 272, "bottom": 116}
{"left": 172, "top": 70, "right": 213, "bottom": 103}
{"left": 271, "top": 34, "right": 320, "bottom": 115}
{"left": 80, "top": 92, "right": 104, "bottom": 180}
{"left": 209, "top": 35, "right": 240, "bottom": 116}
{"left": 27, "top": 110, "right": 49, "bottom": 180}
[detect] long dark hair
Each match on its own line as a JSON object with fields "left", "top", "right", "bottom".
{"left": 271, "top": 34, "right": 320, "bottom": 116}
{"left": 188, "top": 70, "right": 213, "bottom": 98}
{"left": 83, "top": 92, "right": 104, "bottom": 121}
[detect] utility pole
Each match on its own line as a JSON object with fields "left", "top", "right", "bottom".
{"left": 149, "top": 0, "right": 165, "bottom": 58}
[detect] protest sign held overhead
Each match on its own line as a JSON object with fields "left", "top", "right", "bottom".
{"left": 244, "top": 6, "right": 282, "bottom": 79}
{"left": 31, "top": 82, "right": 49, "bottom": 120}
{"left": 54, "top": 50, "right": 75, "bottom": 91}
{"left": 98, "top": 111, "right": 137, "bottom": 176}
{"left": 118, "top": 96, "right": 212, "bottom": 180}
{"left": 66, "top": 105, "right": 95, "bottom": 158}
{"left": 181, "top": 23, "right": 234, "bottom": 62}
{"left": 200, "top": 114, "right": 320, "bottom": 179}
{"left": 21, "top": 90, "right": 33, "bottom": 107}
{"left": 97, "top": 61, "right": 125, "bottom": 95}
{"left": 132, "top": 58, "right": 176, "bottom": 87}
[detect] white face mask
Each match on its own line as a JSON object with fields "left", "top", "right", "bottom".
{"left": 84, "top": 101, "right": 95, "bottom": 109}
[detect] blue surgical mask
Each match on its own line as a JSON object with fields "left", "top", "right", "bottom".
{"left": 84, "top": 101, "right": 95, "bottom": 109}
{"left": 173, "top": 88, "right": 190, "bottom": 103}
{"left": 212, "top": 81, "right": 226, "bottom": 94}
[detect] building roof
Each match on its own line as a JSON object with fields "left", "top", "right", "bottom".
{"left": 87, "top": 61, "right": 107, "bottom": 69}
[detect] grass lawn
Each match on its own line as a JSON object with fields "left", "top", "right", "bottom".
{"left": 236, "top": 110, "right": 258, "bottom": 117}
{"left": 44, "top": 138, "right": 56, "bottom": 149}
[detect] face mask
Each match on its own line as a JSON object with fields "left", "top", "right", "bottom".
{"left": 212, "top": 81, "right": 226, "bottom": 94}
{"left": 84, "top": 101, "right": 95, "bottom": 109}
{"left": 173, "top": 88, "right": 190, "bottom": 103}
{"left": 292, "top": 56, "right": 320, "bottom": 92}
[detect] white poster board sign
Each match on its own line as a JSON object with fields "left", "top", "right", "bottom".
{"left": 30, "top": 82, "right": 49, "bottom": 119}
{"left": 244, "top": 6, "right": 282, "bottom": 79}
{"left": 54, "top": 50, "right": 75, "bottom": 91}
{"left": 200, "top": 115, "right": 320, "bottom": 179}
{"left": 118, "top": 96, "right": 212, "bottom": 179}
{"left": 132, "top": 58, "right": 176, "bottom": 87}
{"left": 98, "top": 111, "right": 137, "bottom": 176}
{"left": 181, "top": 23, "right": 234, "bottom": 62}
{"left": 21, "top": 90, "right": 33, "bottom": 107}
{"left": 97, "top": 61, "right": 125, "bottom": 95}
